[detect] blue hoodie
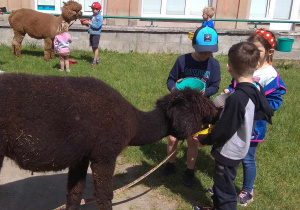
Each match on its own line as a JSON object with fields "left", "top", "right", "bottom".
{"left": 88, "top": 13, "right": 103, "bottom": 35}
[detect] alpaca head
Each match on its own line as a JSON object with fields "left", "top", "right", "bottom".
{"left": 156, "top": 88, "right": 218, "bottom": 140}
{"left": 62, "top": 1, "right": 82, "bottom": 23}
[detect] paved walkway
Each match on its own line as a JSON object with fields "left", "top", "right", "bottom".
{"left": 274, "top": 49, "right": 300, "bottom": 60}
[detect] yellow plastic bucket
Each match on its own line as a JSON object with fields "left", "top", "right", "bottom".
{"left": 188, "top": 32, "right": 194, "bottom": 40}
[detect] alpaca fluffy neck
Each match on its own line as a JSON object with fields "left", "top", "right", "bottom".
{"left": 129, "top": 109, "right": 169, "bottom": 146}
{"left": 57, "top": 15, "right": 67, "bottom": 23}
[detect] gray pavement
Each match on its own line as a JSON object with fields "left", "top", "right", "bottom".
{"left": 0, "top": 158, "right": 175, "bottom": 210}
{"left": 274, "top": 49, "right": 300, "bottom": 60}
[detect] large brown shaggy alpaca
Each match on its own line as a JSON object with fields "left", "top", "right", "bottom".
{"left": 0, "top": 73, "right": 218, "bottom": 210}
{"left": 8, "top": 1, "right": 82, "bottom": 61}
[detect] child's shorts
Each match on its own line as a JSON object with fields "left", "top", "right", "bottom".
{"left": 59, "top": 53, "right": 69, "bottom": 60}
{"left": 89, "top": 35, "right": 100, "bottom": 48}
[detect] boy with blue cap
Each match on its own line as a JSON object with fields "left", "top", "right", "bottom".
{"left": 161, "top": 26, "right": 221, "bottom": 187}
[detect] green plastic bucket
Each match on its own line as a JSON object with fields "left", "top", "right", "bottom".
{"left": 277, "top": 38, "right": 294, "bottom": 52}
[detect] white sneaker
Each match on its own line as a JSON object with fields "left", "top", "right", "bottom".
{"left": 58, "top": 69, "right": 64, "bottom": 72}
{"left": 66, "top": 69, "right": 70, "bottom": 73}
{"left": 0, "top": 70, "right": 5, "bottom": 74}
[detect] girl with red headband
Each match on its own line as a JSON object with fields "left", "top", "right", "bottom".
{"left": 209, "top": 29, "right": 287, "bottom": 207}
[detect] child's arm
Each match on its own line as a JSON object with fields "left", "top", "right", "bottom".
{"left": 68, "top": 33, "right": 72, "bottom": 43}
{"left": 167, "top": 58, "right": 181, "bottom": 92}
{"left": 266, "top": 89, "right": 286, "bottom": 111}
{"left": 53, "top": 36, "right": 59, "bottom": 53}
{"left": 223, "top": 77, "right": 235, "bottom": 93}
{"left": 192, "top": 134, "right": 207, "bottom": 147}
{"left": 265, "top": 76, "right": 286, "bottom": 111}
{"left": 201, "top": 94, "right": 244, "bottom": 145}
{"left": 204, "top": 62, "right": 220, "bottom": 97}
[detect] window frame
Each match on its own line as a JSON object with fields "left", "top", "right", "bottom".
{"left": 249, "top": 0, "right": 300, "bottom": 21}
{"left": 141, "top": 0, "right": 209, "bottom": 19}
{"left": 34, "top": 0, "right": 103, "bottom": 16}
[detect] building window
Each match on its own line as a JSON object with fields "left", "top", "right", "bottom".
{"left": 249, "top": 0, "right": 268, "bottom": 18}
{"left": 142, "top": 0, "right": 209, "bottom": 18}
{"left": 143, "top": 0, "right": 162, "bottom": 14}
{"left": 37, "top": 0, "right": 55, "bottom": 11}
{"left": 249, "top": 0, "right": 299, "bottom": 20}
{"left": 166, "top": 0, "right": 185, "bottom": 15}
{"left": 190, "top": 0, "right": 207, "bottom": 16}
{"left": 35, "top": 0, "right": 103, "bottom": 15}
{"left": 273, "top": 0, "right": 292, "bottom": 20}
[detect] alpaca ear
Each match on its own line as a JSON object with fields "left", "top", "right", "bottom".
{"left": 63, "top": 2, "right": 68, "bottom": 6}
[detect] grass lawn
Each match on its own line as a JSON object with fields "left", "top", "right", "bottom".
{"left": 0, "top": 44, "right": 299, "bottom": 209}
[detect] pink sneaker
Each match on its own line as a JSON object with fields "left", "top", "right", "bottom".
{"left": 238, "top": 190, "right": 254, "bottom": 206}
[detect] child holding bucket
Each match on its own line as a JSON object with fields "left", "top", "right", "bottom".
{"left": 54, "top": 21, "right": 72, "bottom": 72}
{"left": 82, "top": 2, "right": 103, "bottom": 66}
{"left": 161, "top": 26, "right": 221, "bottom": 187}
{"left": 209, "top": 29, "right": 286, "bottom": 206}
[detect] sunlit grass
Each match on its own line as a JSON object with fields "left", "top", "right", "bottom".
{"left": 0, "top": 44, "right": 299, "bottom": 209}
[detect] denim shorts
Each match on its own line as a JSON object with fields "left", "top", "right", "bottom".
{"left": 89, "top": 35, "right": 100, "bottom": 48}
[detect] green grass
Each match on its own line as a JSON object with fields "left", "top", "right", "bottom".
{"left": 0, "top": 44, "right": 299, "bottom": 209}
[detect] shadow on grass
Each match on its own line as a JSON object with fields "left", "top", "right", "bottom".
{"left": 129, "top": 141, "right": 216, "bottom": 207}
{"left": 69, "top": 54, "right": 93, "bottom": 62}
{"left": 136, "top": 142, "right": 245, "bottom": 207}
{"left": 53, "top": 63, "right": 61, "bottom": 69}
{"left": 0, "top": 61, "right": 8, "bottom": 66}
{"left": 21, "top": 49, "right": 44, "bottom": 57}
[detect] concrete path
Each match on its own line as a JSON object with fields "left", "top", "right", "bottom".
{"left": 0, "top": 158, "right": 176, "bottom": 210}
{"left": 274, "top": 49, "right": 300, "bottom": 60}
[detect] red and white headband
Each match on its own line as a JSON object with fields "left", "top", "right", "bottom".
{"left": 253, "top": 29, "right": 275, "bottom": 49}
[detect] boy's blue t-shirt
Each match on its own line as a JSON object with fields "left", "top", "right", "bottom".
{"left": 202, "top": 19, "right": 214, "bottom": 28}
{"left": 167, "top": 53, "right": 221, "bottom": 97}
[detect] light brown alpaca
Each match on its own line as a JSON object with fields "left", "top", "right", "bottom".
{"left": 8, "top": 1, "right": 82, "bottom": 61}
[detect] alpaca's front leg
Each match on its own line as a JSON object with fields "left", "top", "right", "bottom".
{"left": 66, "top": 158, "right": 89, "bottom": 210}
{"left": 90, "top": 160, "right": 116, "bottom": 210}
{"left": 11, "top": 31, "right": 24, "bottom": 57}
{"left": 44, "top": 37, "right": 53, "bottom": 61}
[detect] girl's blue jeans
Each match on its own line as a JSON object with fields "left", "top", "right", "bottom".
{"left": 242, "top": 142, "right": 258, "bottom": 192}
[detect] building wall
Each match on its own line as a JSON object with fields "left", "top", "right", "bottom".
{"left": 1, "top": 0, "right": 299, "bottom": 30}
{"left": 1, "top": 20, "right": 299, "bottom": 55}
{"left": 1, "top": 0, "right": 34, "bottom": 11}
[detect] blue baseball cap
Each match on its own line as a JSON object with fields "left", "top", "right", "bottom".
{"left": 192, "top": 26, "right": 218, "bottom": 53}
